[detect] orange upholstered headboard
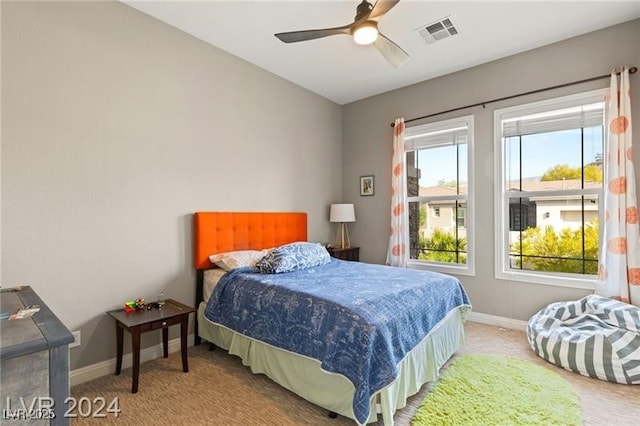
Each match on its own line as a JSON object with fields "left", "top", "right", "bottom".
{"left": 193, "top": 212, "right": 308, "bottom": 270}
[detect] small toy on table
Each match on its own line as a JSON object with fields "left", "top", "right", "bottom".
{"left": 124, "top": 298, "right": 146, "bottom": 313}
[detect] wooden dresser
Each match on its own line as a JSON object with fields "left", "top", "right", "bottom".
{"left": 1, "top": 286, "right": 74, "bottom": 425}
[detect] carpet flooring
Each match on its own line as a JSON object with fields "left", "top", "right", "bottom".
{"left": 71, "top": 322, "right": 640, "bottom": 425}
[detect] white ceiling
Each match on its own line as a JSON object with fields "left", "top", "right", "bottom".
{"left": 123, "top": 1, "right": 640, "bottom": 105}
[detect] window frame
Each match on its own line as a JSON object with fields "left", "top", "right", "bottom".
{"left": 405, "top": 115, "right": 475, "bottom": 276}
{"left": 493, "top": 89, "right": 606, "bottom": 289}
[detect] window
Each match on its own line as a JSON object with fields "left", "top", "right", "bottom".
{"left": 456, "top": 206, "right": 466, "bottom": 227}
{"left": 495, "top": 90, "right": 605, "bottom": 288}
{"left": 509, "top": 200, "right": 536, "bottom": 231}
{"left": 405, "top": 115, "right": 474, "bottom": 275}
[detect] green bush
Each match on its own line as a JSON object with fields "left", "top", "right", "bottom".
{"left": 510, "top": 220, "right": 599, "bottom": 274}
{"left": 419, "top": 229, "right": 467, "bottom": 264}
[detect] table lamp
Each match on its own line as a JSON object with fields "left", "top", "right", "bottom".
{"left": 330, "top": 203, "right": 356, "bottom": 249}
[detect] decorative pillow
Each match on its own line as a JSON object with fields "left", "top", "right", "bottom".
{"left": 256, "top": 242, "right": 330, "bottom": 274}
{"left": 209, "top": 249, "right": 268, "bottom": 271}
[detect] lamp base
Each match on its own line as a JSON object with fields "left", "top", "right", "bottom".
{"left": 334, "top": 223, "right": 351, "bottom": 249}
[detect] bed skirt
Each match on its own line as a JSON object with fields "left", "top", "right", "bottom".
{"left": 197, "top": 303, "right": 466, "bottom": 425}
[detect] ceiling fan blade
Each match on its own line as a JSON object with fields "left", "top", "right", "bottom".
{"left": 275, "top": 25, "right": 352, "bottom": 43}
{"left": 368, "top": 0, "right": 400, "bottom": 20}
{"left": 374, "top": 33, "right": 409, "bottom": 67}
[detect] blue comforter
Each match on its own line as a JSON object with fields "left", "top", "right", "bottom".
{"left": 204, "top": 259, "right": 470, "bottom": 424}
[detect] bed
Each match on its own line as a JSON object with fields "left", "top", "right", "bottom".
{"left": 193, "top": 211, "right": 471, "bottom": 425}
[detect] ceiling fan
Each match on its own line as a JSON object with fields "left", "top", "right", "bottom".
{"left": 274, "top": 0, "right": 409, "bottom": 67}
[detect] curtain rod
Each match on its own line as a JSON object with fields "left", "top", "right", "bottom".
{"left": 390, "top": 66, "right": 637, "bottom": 127}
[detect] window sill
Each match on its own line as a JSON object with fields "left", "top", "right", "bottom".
{"left": 407, "top": 260, "right": 475, "bottom": 277}
{"left": 495, "top": 269, "right": 596, "bottom": 290}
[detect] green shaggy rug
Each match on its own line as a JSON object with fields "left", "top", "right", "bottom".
{"left": 412, "top": 354, "right": 582, "bottom": 426}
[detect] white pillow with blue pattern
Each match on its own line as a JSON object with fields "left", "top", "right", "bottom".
{"left": 256, "top": 242, "right": 330, "bottom": 274}
{"left": 209, "top": 249, "right": 269, "bottom": 271}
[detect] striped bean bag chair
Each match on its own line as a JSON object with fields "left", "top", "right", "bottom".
{"left": 527, "top": 294, "right": 640, "bottom": 384}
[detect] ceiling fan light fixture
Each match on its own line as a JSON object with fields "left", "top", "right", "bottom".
{"left": 353, "top": 21, "right": 378, "bottom": 45}
{"left": 275, "top": 1, "right": 408, "bottom": 67}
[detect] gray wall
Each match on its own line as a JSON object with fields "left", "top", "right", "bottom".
{"left": 342, "top": 18, "right": 640, "bottom": 321}
{"left": 1, "top": 1, "right": 342, "bottom": 369}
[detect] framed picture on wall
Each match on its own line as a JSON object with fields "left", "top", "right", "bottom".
{"left": 360, "top": 175, "right": 374, "bottom": 196}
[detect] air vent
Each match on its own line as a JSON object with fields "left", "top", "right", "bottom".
{"left": 414, "top": 17, "right": 459, "bottom": 44}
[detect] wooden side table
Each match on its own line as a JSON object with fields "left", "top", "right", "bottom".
{"left": 106, "top": 299, "right": 195, "bottom": 393}
{"left": 327, "top": 246, "right": 360, "bottom": 261}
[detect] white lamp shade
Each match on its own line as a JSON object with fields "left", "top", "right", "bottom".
{"left": 330, "top": 204, "right": 356, "bottom": 223}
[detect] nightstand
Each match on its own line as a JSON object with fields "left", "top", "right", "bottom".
{"left": 327, "top": 246, "right": 360, "bottom": 261}
{"left": 107, "top": 299, "right": 196, "bottom": 393}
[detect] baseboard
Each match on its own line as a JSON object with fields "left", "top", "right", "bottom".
{"left": 467, "top": 312, "right": 528, "bottom": 330}
{"left": 70, "top": 334, "right": 195, "bottom": 387}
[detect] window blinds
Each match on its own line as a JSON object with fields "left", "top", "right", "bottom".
{"left": 502, "top": 102, "right": 604, "bottom": 137}
{"left": 405, "top": 118, "right": 470, "bottom": 151}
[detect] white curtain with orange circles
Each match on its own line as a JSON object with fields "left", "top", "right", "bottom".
{"left": 386, "top": 118, "right": 409, "bottom": 267}
{"left": 596, "top": 67, "right": 639, "bottom": 306}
